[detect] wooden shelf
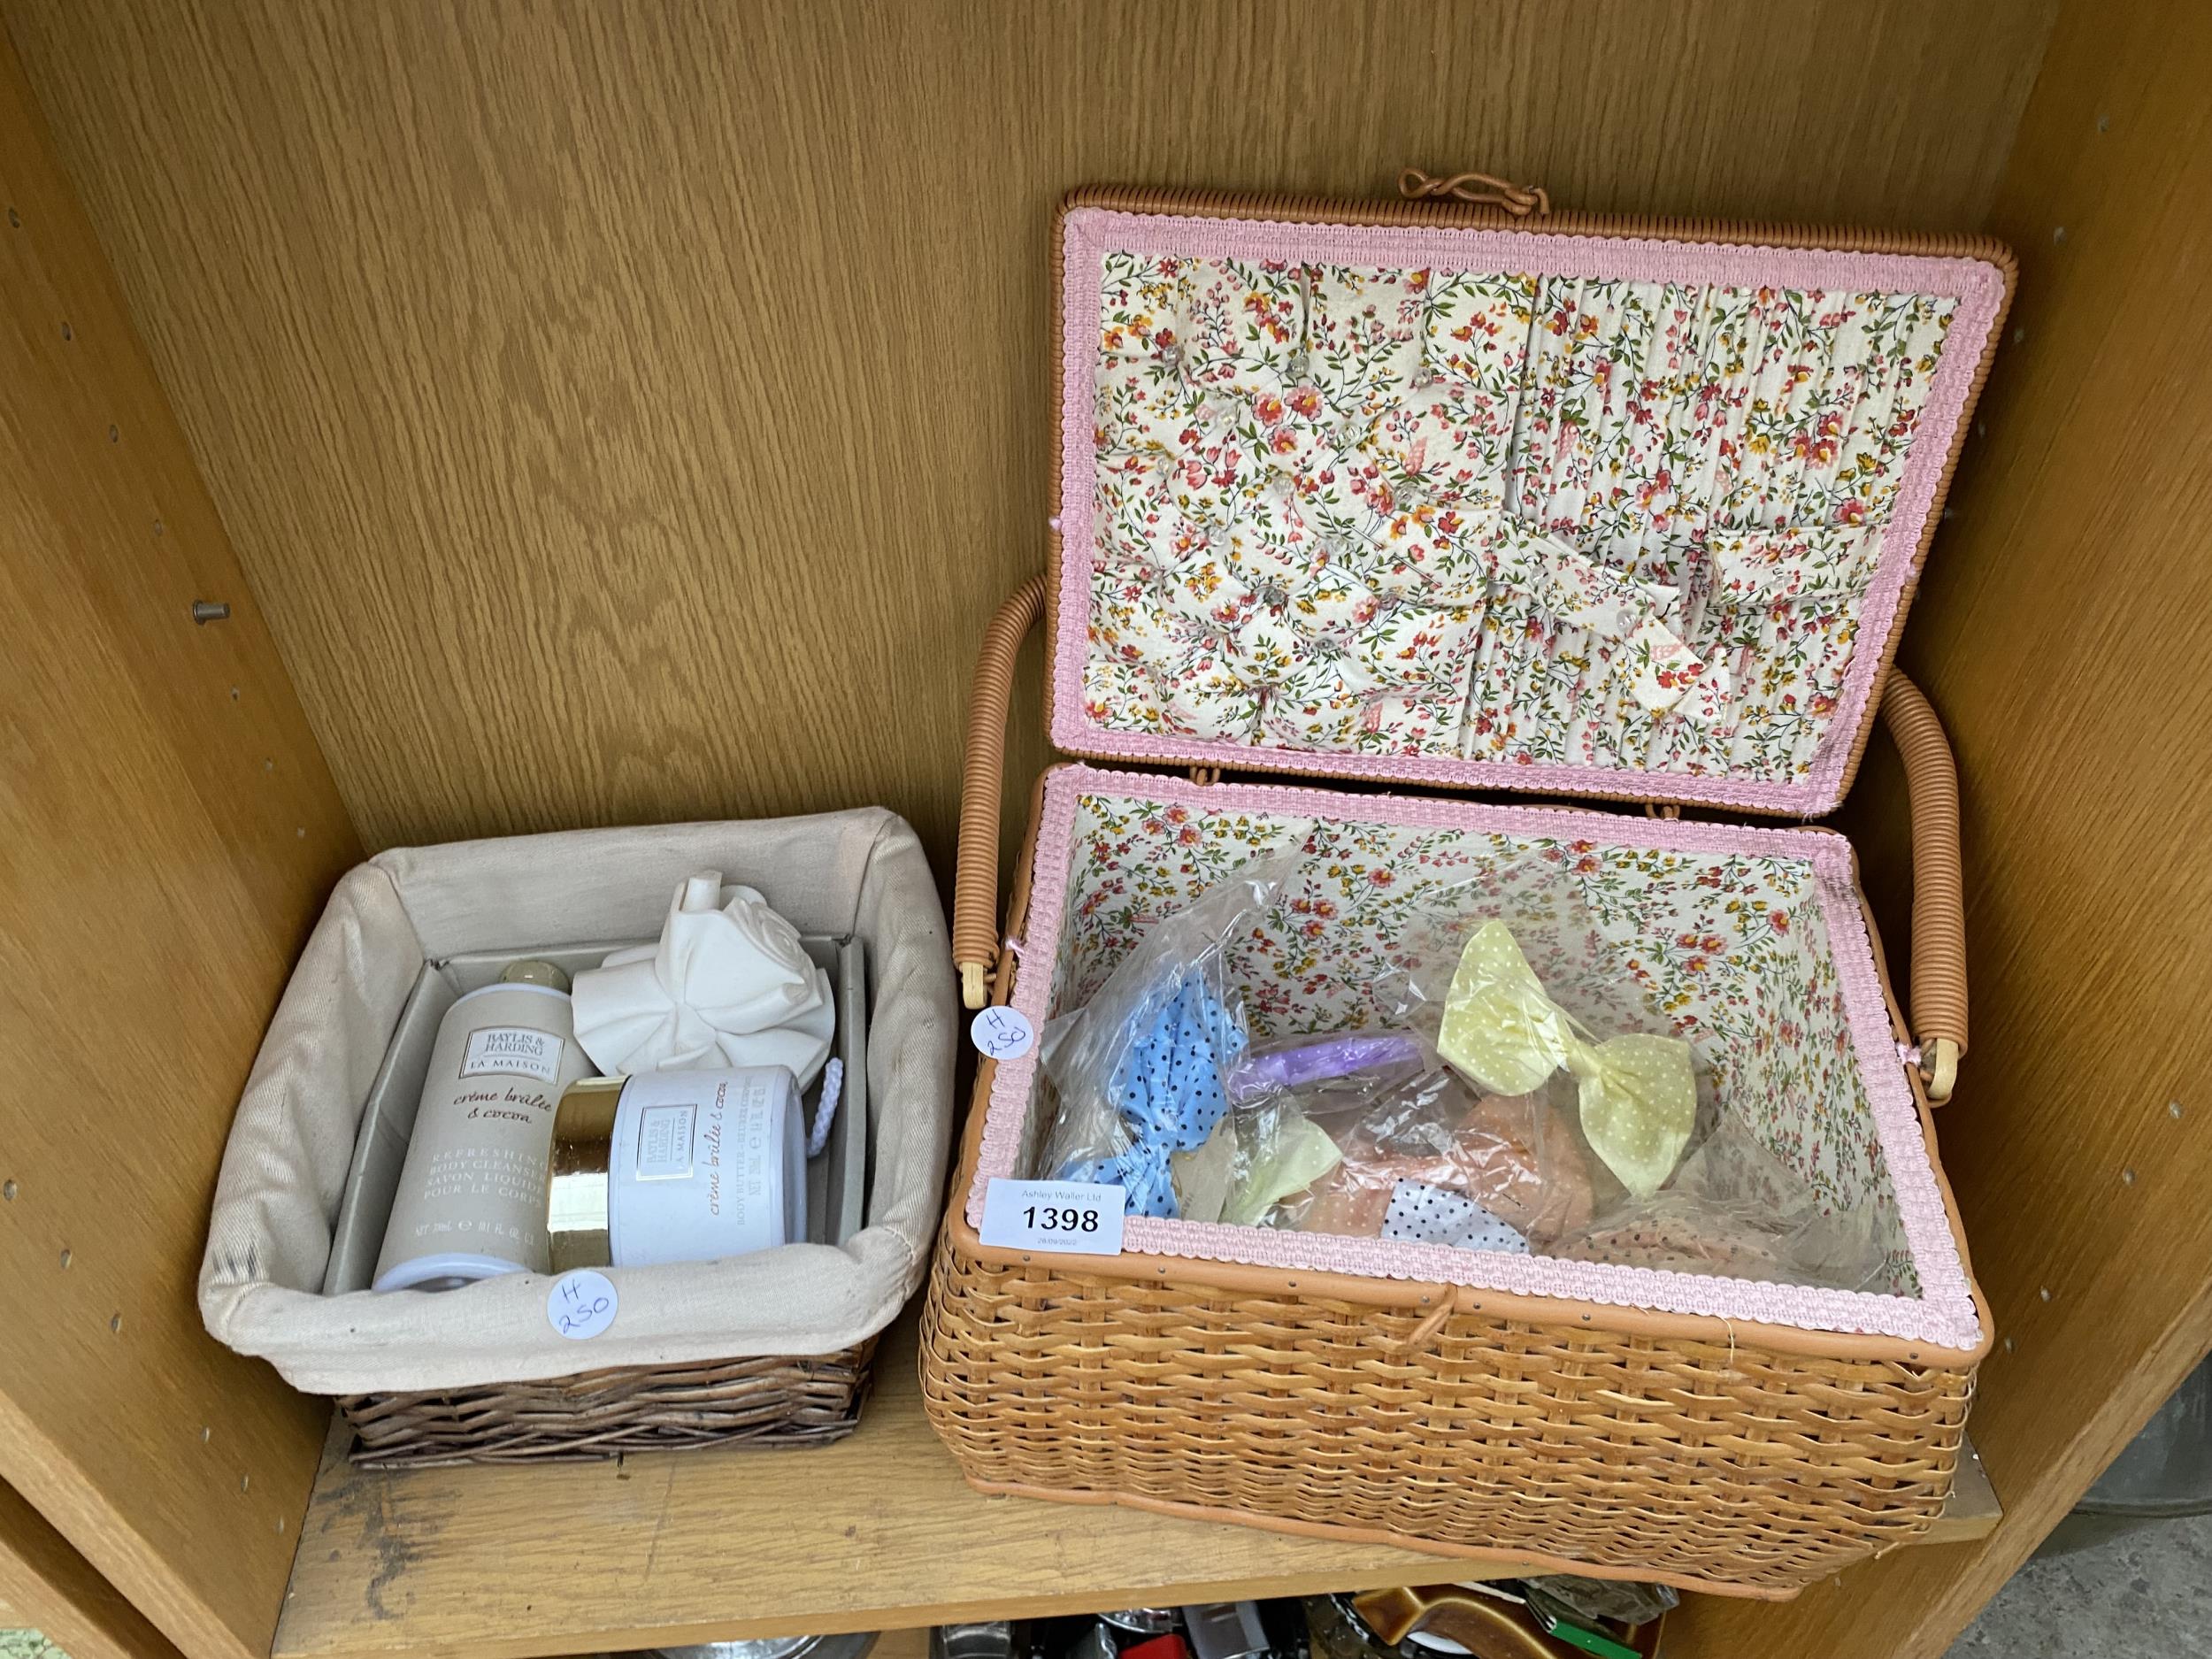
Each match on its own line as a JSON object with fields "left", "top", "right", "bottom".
{"left": 273, "top": 1313, "right": 2001, "bottom": 1659}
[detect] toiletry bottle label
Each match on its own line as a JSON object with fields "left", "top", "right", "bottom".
{"left": 461, "top": 1025, "right": 565, "bottom": 1083}
{"left": 634, "top": 1102, "right": 697, "bottom": 1179}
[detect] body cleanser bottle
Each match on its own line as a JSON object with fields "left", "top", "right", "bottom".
{"left": 374, "top": 960, "right": 595, "bottom": 1292}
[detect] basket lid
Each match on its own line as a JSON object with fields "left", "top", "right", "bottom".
{"left": 1042, "top": 188, "right": 2010, "bottom": 816}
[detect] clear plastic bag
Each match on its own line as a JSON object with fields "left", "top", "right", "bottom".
{"left": 1033, "top": 859, "right": 1288, "bottom": 1217}
{"left": 1172, "top": 1089, "right": 1342, "bottom": 1227}
{"left": 1555, "top": 1112, "right": 1889, "bottom": 1290}
{"left": 1359, "top": 866, "right": 1701, "bottom": 1203}
{"left": 1264, "top": 1056, "right": 1594, "bottom": 1248}
{"left": 1375, "top": 868, "right": 1886, "bottom": 1288}
{"left": 1033, "top": 845, "right": 1887, "bottom": 1289}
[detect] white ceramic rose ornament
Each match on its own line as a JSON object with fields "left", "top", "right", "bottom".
{"left": 572, "top": 872, "right": 835, "bottom": 1085}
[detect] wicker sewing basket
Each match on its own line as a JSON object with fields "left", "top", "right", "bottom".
{"left": 919, "top": 177, "right": 2005, "bottom": 1597}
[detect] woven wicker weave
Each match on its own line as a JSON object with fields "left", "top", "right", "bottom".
{"left": 341, "top": 1338, "right": 874, "bottom": 1467}
{"left": 921, "top": 1253, "right": 1967, "bottom": 1596}
{"left": 922, "top": 178, "right": 2000, "bottom": 1597}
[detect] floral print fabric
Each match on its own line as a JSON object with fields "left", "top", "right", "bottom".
{"left": 1046, "top": 783, "right": 1917, "bottom": 1294}
{"left": 1083, "top": 253, "right": 1956, "bottom": 785}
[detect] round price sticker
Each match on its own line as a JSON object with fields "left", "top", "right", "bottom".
{"left": 970, "top": 1004, "right": 1035, "bottom": 1061}
{"left": 548, "top": 1269, "right": 618, "bottom": 1340}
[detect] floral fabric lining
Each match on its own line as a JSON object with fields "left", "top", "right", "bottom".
{"left": 970, "top": 766, "right": 1988, "bottom": 1355}
{"left": 1072, "top": 227, "right": 1986, "bottom": 807}
{"left": 1046, "top": 784, "right": 1915, "bottom": 1293}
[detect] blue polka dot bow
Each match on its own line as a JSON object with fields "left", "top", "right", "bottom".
{"left": 1064, "top": 977, "right": 1248, "bottom": 1217}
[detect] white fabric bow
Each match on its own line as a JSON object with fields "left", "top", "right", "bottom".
{"left": 572, "top": 872, "right": 835, "bottom": 1086}
{"left": 1527, "top": 538, "right": 1731, "bottom": 718}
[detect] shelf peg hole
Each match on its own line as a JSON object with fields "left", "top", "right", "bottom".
{"left": 5, "top": 208, "right": 18, "bottom": 227}
{"left": 60, "top": 321, "right": 72, "bottom": 342}
{"left": 2123, "top": 1168, "right": 2137, "bottom": 1185}
{"left": 200, "top": 1425, "right": 211, "bottom": 1443}
{"left": 108, "top": 1313, "right": 122, "bottom": 1333}
{"left": 108, "top": 424, "right": 119, "bottom": 443}
{"left": 58, "top": 1248, "right": 71, "bottom": 1268}
{"left": 2, "top": 1179, "right": 15, "bottom": 1201}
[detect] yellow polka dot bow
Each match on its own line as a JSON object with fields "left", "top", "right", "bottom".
{"left": 1437, "top": 919, "right": 1696, "bottom": 1197}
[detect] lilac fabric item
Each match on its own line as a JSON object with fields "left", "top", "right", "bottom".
{"left": 1226, "top": 1033, "right": 1424, "bottom": 1102}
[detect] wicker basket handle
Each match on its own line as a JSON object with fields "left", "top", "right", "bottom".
{"left": 1881, "top": 672, "right": 1970, "bottom": 1103}
{"left": 956, "top": 574, "right": 1048, "bottom": 1010}
{"left": 1397, "top": 166, "right": 1552, "bottom": 217}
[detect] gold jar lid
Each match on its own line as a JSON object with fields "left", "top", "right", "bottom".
{"left": 546, "top": 1077, "right": 625, "bottom": 1271}
{"left": 501, "top": 958, "right": 572, "bottom": 992}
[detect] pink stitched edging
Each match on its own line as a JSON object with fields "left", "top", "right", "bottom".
{"left": 966, "top": 764, "right": 1985, "bottom": 1355}
{"left": 1048, "top": 209, "right": 2008, "bottom": 818}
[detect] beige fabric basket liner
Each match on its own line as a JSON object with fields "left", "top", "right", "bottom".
{"left": 200, "top": 809, "right": 954, "bottom": 1396}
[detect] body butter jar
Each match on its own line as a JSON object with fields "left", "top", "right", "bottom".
{"left": 548, "top": 1067, "right": 807, "bottom": 1270}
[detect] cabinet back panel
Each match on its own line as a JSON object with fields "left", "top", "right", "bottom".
{"left": 7, "top": 0, "right": 2058, "bottom": 863}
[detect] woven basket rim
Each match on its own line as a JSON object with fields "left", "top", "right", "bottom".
{"left": 943, "top": 764, "right": 1993, "bottom": 1370}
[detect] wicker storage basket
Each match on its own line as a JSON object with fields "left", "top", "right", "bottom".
{"left": 201, "top": 810, "right": 955, "bottom": 1466}
{"left": 918, "top": 180, "right": 2004, "bottom": 1597}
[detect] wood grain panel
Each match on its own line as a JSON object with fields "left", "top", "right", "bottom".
{"left": 1676, "top": 1, "right": 2212, "bottom": 1653}
{"left": 273, "top": 1310, "right": 1510, "bottom": 1659}
{"left": 271, "top": 1353, "right": 1996, "bottom": 1659}
{"left": 4, "top": 0, "right": 2057, "bottom": 867}
{"left": 0, "top": 1480, "right": 183, "bottom": 1659}
{"left": 0, "top": 28, "right": 362, "bottom": 1659}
